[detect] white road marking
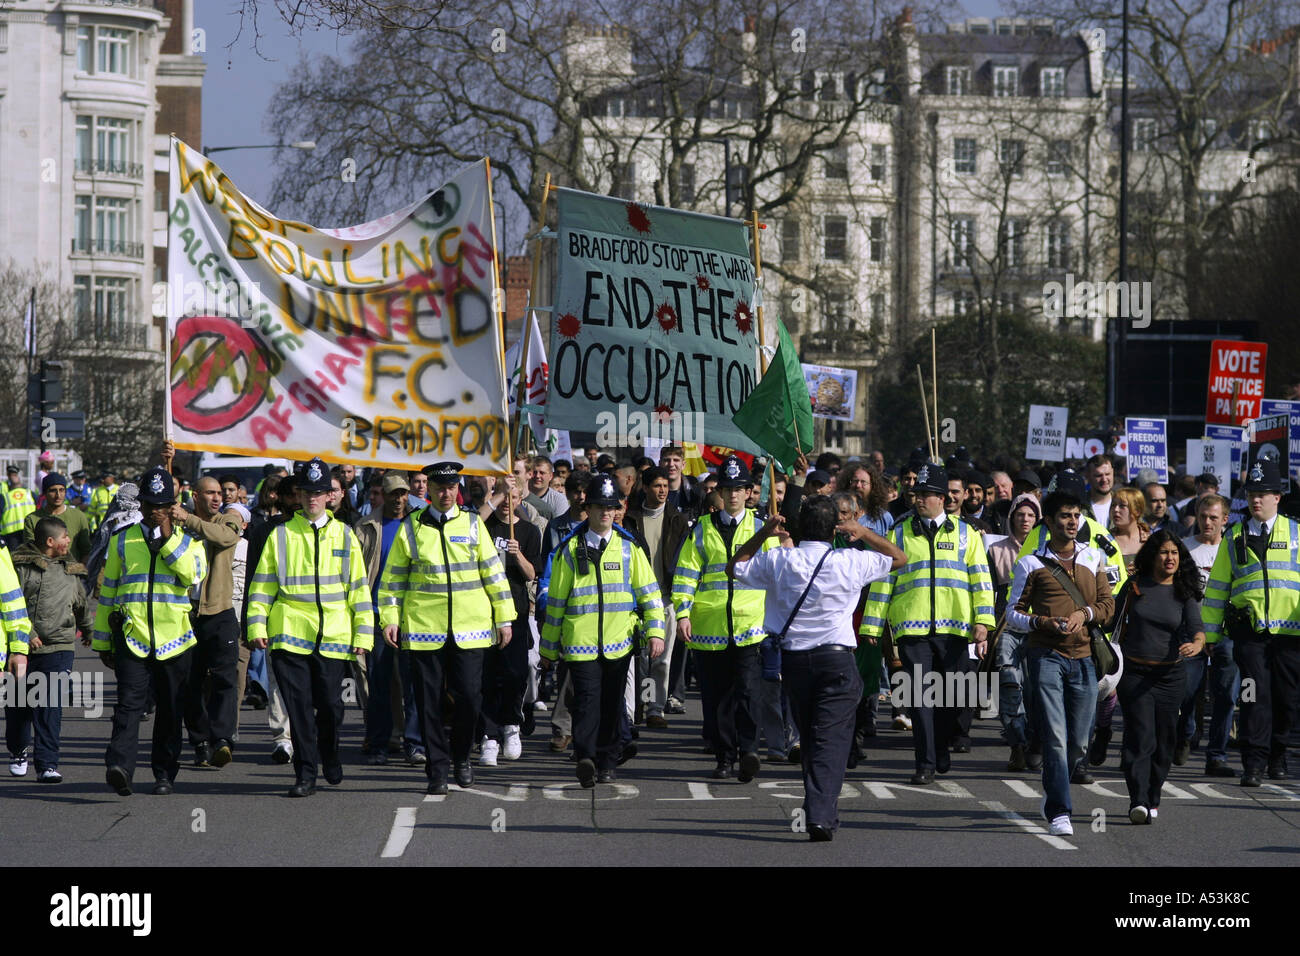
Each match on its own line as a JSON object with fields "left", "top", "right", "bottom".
{"left": 380, "top": 806, "right": 418, "bottom": 858}
{"left": 1002, "top": 779, "right": 1040, "bottom": 798}
{"left": 657, "top": 782, "right": 751, "bottom": 801}
{"left": 542, "top": 782, "right": 640, "bottom": 801}
{"left": 1188, "top": 783, "right": 1250, "bottom": 801}
{"left": 757, "top": 781, "right": 858, "bottom": 799}
{"left": 860, "top": 780, "right": 972, "bottom": 799}
{"left": 450, "top": 784, "right": 530, "bottom": 801}
{"left": 981, "top": 800, "right": 1075, "bottom": 851}
{"left": 422, "top": 793, "right": 447, "bottom": 803}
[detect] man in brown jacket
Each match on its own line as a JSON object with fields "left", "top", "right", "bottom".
{"left": 176, "top": 475, "right": 244, "bottom": 769}
{"left": 1006, "top": 489, "right": 1114, "bottom": 838}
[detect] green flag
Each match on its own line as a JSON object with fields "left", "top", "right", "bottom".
{"left": 731, "top": 320, "right": 815, "bottom": 469}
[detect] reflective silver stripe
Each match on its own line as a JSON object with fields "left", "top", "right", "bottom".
{"left": 466, "top": 511, "right": 479, "bottom": 547}
{"left": 340, "top": 528, "right": 353, "bottom": 593}
{"left": 404, "top": 515, "right": 420, "bottom": 564}
{"left": 275, "top": 524, "right": 288, "bottom": 589}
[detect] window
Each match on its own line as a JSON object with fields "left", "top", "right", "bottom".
{"left": 1000, "top": 218, "right": 1026, "bottom": 267}
{"left": 96, "top": 117, "right": 131, "bottom": 173}
{"left": 822, "top": 292, "right": 853, "bottom": 331}
{"left": 1047, "top": 139, "right": 1071, "bottom": 177}
{"left": 76, "top": 274, "right": 133, "bottom": 341}
{"left": 869, "top": 293, "right": 884, "bottom": 331}
{"left": 97, "top": 28, "right": 133, "bottom": 75}
{"left": 869, "top": 217, "right": 886, "bottom": 262}
{"left": 953, "top": 290, "right": 977, "bottom": 316}
{"left": 950, "top": 216, "right": 975, "bottom": 268}
{"left": 611, "top": 162, "right": 635, "bottom": 199}
{"left": 820, "top": 72, "right": 843, "bottom": 101}
{"left": 994, "top": 66, "right": 1019, "bottom": 98}
{"left": 823, "top": 215, "right": 847, "bottom": 261}
{"left": 1250, "top": 119, "right": 1271, "bottom": 147}
{"left": 75, "top": 116, "right": 92, "bottom": 172}
{"left": 1040, "top": 67, "right": 1066, "bottom": 97}
{"left": 869, "top": 144, "right": 887, "bottom": 183}
{"left": 996, "top": 292, "right": 1020, "bottom": 313}
{"left": 76, "top": 26, "right": 92, "bottom": 71}
{"left": 1202, "top": 118, "right": 1219, "bottom": 146}
{"left": 823, "top": 144, "right": 848, "bottom": 180}
{"left": 677, "top": 163, "right": 695, "bottom": 203}
{"left": 999, "top": 138, "right": 1025, "bottom": 178}
{"left": 74, "top": 196, "right": 92, "bottom": 252}
{"left": 953, "top": 137, "right": 977, "bottom": 175}
{"left": 1133, "top": 118, "right": 1157, "bottom": 152}
{"left": 606, "top": 96, "right": 629, "bottom": 118}
{"left": 1046, "top": 219, "right": 1070, "bottom": 269}
{"left": 95, "top": 196, "right": 131, "bottom": 250}
{"left": 946, "top": 66, "right": 971, "bottom": 96}
{"left": 782, "top": 218, "right": 800, "bottom": 262}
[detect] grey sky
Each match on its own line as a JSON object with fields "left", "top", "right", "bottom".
{"left": 202, "top": 0, "right": 1011, "bottom": 217}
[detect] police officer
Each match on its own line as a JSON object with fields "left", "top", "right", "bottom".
{"left": 540, "top": 474, "right": 665, "bottom": 788}
{"left": 860, "top": 464, "right": 995, "bottom": 785}
{"left": 88, "top": 470, "right": 120, "bottom": 532}
{"left": 1, "top": 467, "right": 36, "bottom": 549}
{"left": 672, "top": 455, "right": 777, "bottom": 781}
{"left": 0, "top": 537, "right": 34, "bottom": 701}
{"left": 378, "top": 461, "right": 515, "bottom": 795}
{"left": 94, "top": 466, "right": 208, "bottom": 796}
{"left": 247, "top": 458, "right": 373, "bottom": 798}
{"left": 1203, "top": 459, "right": 1300, "bottom": 787}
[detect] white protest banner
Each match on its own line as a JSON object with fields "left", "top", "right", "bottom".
{"left": 164, "top": 143, "right": 509, "bottom": 473}
{"left": 1186, "top": 438, "right": 1232, "bottom": 490}
{"left": 802, "top": 363, "right": 858, "bottom": 421}
{"left": 1205, "top": 424, "right": 1246, "bottom": 481}
{"left": 1026, "top": 405, "right": 1069, "bottom": 462}
{"left": 545, "top": 189, "right": 760, "bottom": 452}
{"left": 505, "top": 309, "right": 564, "bottom": 452}
{"left": 1125, "top": 417, "right": 1168, "bottom": 482}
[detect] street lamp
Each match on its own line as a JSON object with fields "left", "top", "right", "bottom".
{"left": 202, "top": 141, "right": 317, "bottom": 156}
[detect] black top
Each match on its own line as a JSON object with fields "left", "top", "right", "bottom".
{"left": 1122, "top": 577, "right": 1203, "bottom": 664}
{"left": 485, "top": 513, "right": 543, "bottom": 621}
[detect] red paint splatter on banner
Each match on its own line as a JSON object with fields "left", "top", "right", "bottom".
{"left": 733, "top": 301, "right": 754, "bottom": 335}
{"left": 557, "top": 312, "right": 582, "bottom": 338}
{"left": 655, "top": 403, "right": 674, "bottom": 422}
{"left": 695, "top": 274, "right": 710, "bottom": 291}
{"left": 656, "top": 303, "right": 679, "bottom": 332}
{"left": 626, "top": 202, "right": 652, "bottom": 234}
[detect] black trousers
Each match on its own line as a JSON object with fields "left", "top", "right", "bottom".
{"left": 1117, "top": 662, "right": 1186, "bottom": 809}
{"left": 1234, "top": 634, "right": 1300, "bottom": 772}
{"left": 695, "top": 642, "right": 761, "bottom": 764}
{"left": 106, "top": 638, "right": 192, "bottom": 784}
{"left": 897, "top": 635, "right": 967, "bottom": 773}
{"left": 409, "top": 642, "right": 484, "bottom": 777}
{"left": 783, "top": 645, "right": 861, "bottom": 831}
{"left": 950, "top": 653, "right": 978, "bottom": 746}
{"left": 481, "top": 618, "right": 529, "bottom": 739}
{"left": 569, "top": 654, "right": 632, "bottom": 771}
{"left": 184, "top": 609, "right": 241, "bottom": 747}
{"left": 271, "top": 649, "right": 346, "bottom": 786}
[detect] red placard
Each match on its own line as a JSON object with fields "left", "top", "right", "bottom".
{"left": 1205, "top": 339, "right": 1268, "bottom": 426}
{"left": 700, "top": 445, "right": 755, "bottom": 468}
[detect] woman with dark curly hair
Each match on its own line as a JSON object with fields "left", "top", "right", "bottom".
{"left": 1114, "top": 529, "right": 1206, "bottom": 824}
{"left": 835, "top": 463, "right": 894, "bottom": 536}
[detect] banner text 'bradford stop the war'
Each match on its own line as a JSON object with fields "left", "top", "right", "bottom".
{"left": 164, "top": 142, "right": 509, "bottom": 473}
{"left": 545, "top": 190, "right": 761, "bottom": 453}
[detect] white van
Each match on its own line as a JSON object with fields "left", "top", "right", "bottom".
{"left": 196, "top": 453, "right": 294, "bottom": 500}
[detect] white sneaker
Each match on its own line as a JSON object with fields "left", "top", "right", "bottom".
{"left": 1048, "top": 814, "right": 1074, "bottom": 836}
{"left": 1129, "top": 805, "right": 1149, "bottom": 824}
{"left": 8, "top": 753, "right": 28, "bottom": 777}
{"left": 480, "top": 737, "right": 499, "bottom": 767}
{"left": 38, "top": 768, "right": 62, "bottom": 783}
{"left": 893, "top": 716, "right": 913, "bottom": 731}
{"left": 501, "top": 726, "right": 522, "bottom": 760}
{"left": 1149, "top": 807, "right": 1158, "bottom": 822}
{"left": 533, "top": 700, "right": 549, "bottom": 712}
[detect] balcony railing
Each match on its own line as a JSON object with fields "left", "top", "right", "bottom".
{"left": 70, "top": 238, "right": 145, "bottom": 258}
{"left": 74, "top": 157, "right": 144, "bottom": 179}
{"left": 801, "top": 328, "right": 874, "bottom": 356}
{"left": 70, "top": 319, "right": 152, "bottom": 349}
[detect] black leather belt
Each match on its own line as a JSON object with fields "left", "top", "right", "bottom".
{"left": 783, "top": 643, "right": 854, "bottom": 655}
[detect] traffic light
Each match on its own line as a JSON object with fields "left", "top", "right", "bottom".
{"left": 28, "top": 360, "right": 63, "bottom": 450}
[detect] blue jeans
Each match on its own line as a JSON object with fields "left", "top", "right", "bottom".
{"left": 1026, "top": 646, "right": 1096, "bottom": 819}
{"left": 1177, "top": 654, "right": 1209, "bottom": 745}
{"left": 1206, "top": 638, "right": 1240, "bottom": 762}
{"left": 365, "top": 636, "right": 420, "bottom": 752}
{"left": 996, "top": 632, "right": 1027, "bottom": 748}
{"left": 5, "top": 650, "right": 75, "bottom": 770}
